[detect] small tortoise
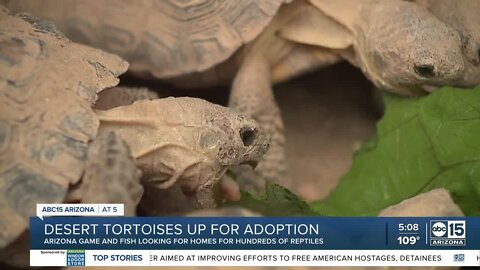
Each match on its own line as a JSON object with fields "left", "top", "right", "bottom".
{"left": 97, "top": 97, "right": 270, "bottom": 208}
{"left": 3, "top": 0, "right": 467, "bottom": 192}
{"left": 94, "top": 86, "right": 270, "bottom": 215}
{"left": 0, "top": 7, "right": 270, "bottom": 254}
{"left": 412, "top": 0, "right": 480, "bottom": 87}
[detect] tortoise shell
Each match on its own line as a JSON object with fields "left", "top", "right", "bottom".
{"left": 0, "top": 7, "right": 127, "bottom": 248}
{"left": 4, "top": 0, "right": 288, "bottom": 78}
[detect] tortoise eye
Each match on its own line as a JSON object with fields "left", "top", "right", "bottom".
{"left": 239, "top": 127, "right": 256, "bottom": 146}
{"left": 414, "top": 64, "right": 435, "bottom": 78}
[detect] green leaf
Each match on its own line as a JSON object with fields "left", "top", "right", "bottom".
{"left": 227, "top": 181, "right": 320, "bottom": 216}
{"left": 311, "top": 87, "right": 480, "bottom": 216}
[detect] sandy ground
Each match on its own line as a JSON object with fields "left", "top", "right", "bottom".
{"left": 276, "top": 62, "right": 379, "bottom": 200}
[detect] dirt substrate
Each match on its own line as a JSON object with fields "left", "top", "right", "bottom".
{"left": 276, "top": 62, "right": 379, "bottom": 200}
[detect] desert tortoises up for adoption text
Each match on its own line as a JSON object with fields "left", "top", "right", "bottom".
{"left": 4, "top": 0, "right": 469, "bottom": 192}
{"left": 0, "top": 7, "right": 270, "bottom": 253}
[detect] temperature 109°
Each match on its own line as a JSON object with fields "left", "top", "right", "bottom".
{"left": 398, "top": 236, "right": 420, "bottom": 245}
{"left": 398, "top": 223, "right": 419, "bottom": 231}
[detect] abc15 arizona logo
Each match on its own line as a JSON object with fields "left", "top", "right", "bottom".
{"left": 429, "top": 220, "right": 466, "bottom": 246}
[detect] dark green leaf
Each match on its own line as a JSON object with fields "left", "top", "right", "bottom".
{"left": 311, "top": 87, "right": 480, "bottom": 216}
{"left": 227, "top": 181, "right": 320, "bottom": 216}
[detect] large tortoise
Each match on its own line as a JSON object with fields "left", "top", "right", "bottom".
{"left": 3, "top": 0, "right": 467, "bottom": 193}
{"left": 0, "top": 6, "right": 270, "bottom": 256}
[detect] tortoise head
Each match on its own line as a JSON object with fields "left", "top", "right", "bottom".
{"left": 414, "top": 0, "right": 480, "bottom": 88}
{"left": 105, "top": 98, "right": 270, "bottom": 202}
{"left": 421, "top": 0, "right": 480, "bottom": 67}
{"left": 281, "top": 0, "right": 466, "bottom": 95}
{"left": 179, "top": 100, "right": 270, "bottom": 196}
{"left": 358, "top": 0, "right": 465, "bottom": 95}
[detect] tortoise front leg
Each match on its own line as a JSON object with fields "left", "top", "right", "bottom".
{"left": 66, "top": 131, "right": 143, "bottom": 216}
{"left": 228, "top": 56, "right": 287, "bottom": 193}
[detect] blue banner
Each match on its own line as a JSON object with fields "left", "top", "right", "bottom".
{"left": 30, "top": 217, "right": 480, "bottom": 250}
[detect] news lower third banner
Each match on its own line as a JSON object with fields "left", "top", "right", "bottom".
{"left": 30, "top": 205, "right": 480, "bottom": 267}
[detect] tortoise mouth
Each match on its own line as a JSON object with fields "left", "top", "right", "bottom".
{"left": 240, "top": 160, "right": 259, "bottom": 169}
{"left": 388, "top": 83, "right": 431, "bottom": 97}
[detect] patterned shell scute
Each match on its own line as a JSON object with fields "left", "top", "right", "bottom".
{"left": 136, "top": 0, "right": 287, "bottom": 77}
{"left": 0, "top": 7, "right": 128, "bottom": 248}
{"left": 2, "top": 0, "right": 286, "bottom": 77}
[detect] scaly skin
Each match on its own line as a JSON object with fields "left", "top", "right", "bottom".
{"left": 229, "top": 56, "right": 287, "bottom": 193}
{"left": 308, "top": 0, "right": 465, "bottom": 95}
{"left": 413, "top": 0, "right": 480, "bottom": 87}
{"left": 96, "top": 97, "right": 270, "bottom": 208}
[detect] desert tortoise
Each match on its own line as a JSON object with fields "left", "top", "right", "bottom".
{"left": 0, "top": 6, "right": 136, "bottom": 249}
{"left": 3, "top": 0, "right": 467, "bottom": 192}
{"left": 412, "top": 0, "right": 480, "bottom": 87}
{"left": 95, "top": 86, "right": 269, "bottom": 215}
{"left": 0, "top": 7, "right": 270, "bottom": 252}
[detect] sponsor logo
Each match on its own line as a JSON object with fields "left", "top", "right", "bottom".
{"left": 67, "top": 249, "right": 85, "bottom": 266}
